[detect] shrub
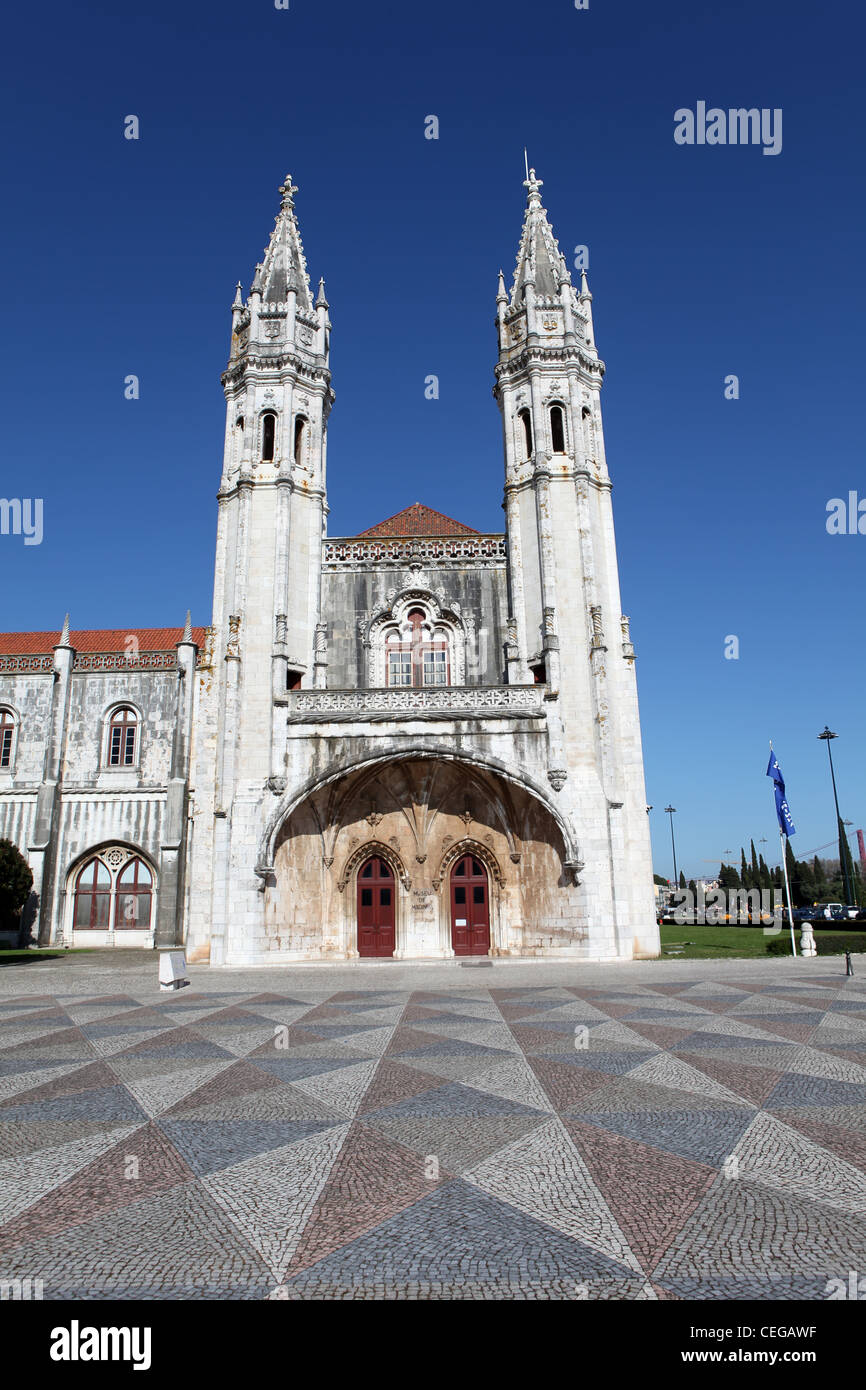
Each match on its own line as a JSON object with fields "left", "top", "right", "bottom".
{"left": 0, "top": 839, "right": 33, "bottom": 932}
{"left": 766, "top": 931, "right": 866, "bottom": 957}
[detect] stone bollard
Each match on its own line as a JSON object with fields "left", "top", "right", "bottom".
{"left": 158, "top": 947, "right": 189, "bottom": 991}
{"left": 799, "top": 925, "right": 817, "bottom": 958}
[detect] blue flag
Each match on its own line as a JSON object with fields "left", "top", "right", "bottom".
{"left": 767, "top": 750, "right": 796, "bottom": 837}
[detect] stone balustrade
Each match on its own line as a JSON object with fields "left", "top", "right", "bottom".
{"left": 287, "top": 684, "right": 547, "bottom": 722}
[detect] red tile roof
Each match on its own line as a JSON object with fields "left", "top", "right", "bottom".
{"left": 0, "top": 627, "right": 207, "bottom": 655}
{"left": 358, "top": 503, "right": 479, "bottom": 538}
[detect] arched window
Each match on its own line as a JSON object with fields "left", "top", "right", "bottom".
{"left": 73, "top": 853, "right": 154, "bottom": 930}
{"left": 518, "top": 408, "right": 533, "bottom": 460}
{"left": 0, "top": 708, "right": 15, "bottom": 768}
{"left": 236, "top": 415, "right": 244, "bottom": 431}
{"left": 261, "top": 412, "right": 276, "bottom": 461}
{"left": 115, "top": 858, "right": 153, "bottom": 929}
{"left": 106, "top": 707, "right": 138, "bottom": 768}
{"left": 294, "top": 415, "right": 307, "bottom": 465}
{"left": 384, "top": 607, "right": 451, "bottom": 688}
{"left": 550, "top": 404, "right": 566, "bottom": 454}
{"left": 73, "top": 858, "right": 111, "bottom": 928}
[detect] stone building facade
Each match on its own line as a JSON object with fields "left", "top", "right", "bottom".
{"left": 0, "top": 169, "right": 659, "bottom": 963}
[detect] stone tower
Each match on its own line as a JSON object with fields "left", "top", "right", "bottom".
{"left": 187, "top": 176, "right": 334, "bottom": 965}
{"left": 493, "top": 168, "right": 657, "bottom": 957}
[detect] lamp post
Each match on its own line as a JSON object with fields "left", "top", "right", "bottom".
{"left": 664, "top": 806, "right": 678, "bottom": 886}
{"left": 818, "top": 726, "right": 853, "bottom": 906}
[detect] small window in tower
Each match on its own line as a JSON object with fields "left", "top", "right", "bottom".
{"left": 294, "top": 416, "right": 307, "bottom": 465}
{"left": 530, "top": 660, "right": 547, "bottom": 685}
{"left": 518, "top": 408, "right": 533, "bottom": 460}
{"left": 262, "top": 413, "right": 276, "bottom": 461}
{"left": 581, "top": 406, "right": 591, "bottom": 421}
{"left": 286, "top": 669, "right": 303, "bottom": 691}
{"left": 550, "top": 405, "right": 565, "bottom": 454}
{"left": 236, "top": 416, "right": 244, "bottom": 431}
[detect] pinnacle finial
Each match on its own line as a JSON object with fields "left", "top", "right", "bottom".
{"left": 60, "top": 613, "right": 70, "bottom": 644}
{"left": 316, "top": 276, "right": 328, "bottom": 308}
{"left": 183, "top": 610, "right": 192, "bottom": 643}
{"left": 497, "top": 268, "right": 507, "bottom": 302}
{"left": 279, "top": 174, "right": 298, "bottom": 209}
{"left": 523, "top": 167, "right": 543, "bottom": 206}
{"left": 580, "top": 268, "right": 591, "bottom": 298}
{"left": 233, "top": 280, "right": 243, "bottom": 308}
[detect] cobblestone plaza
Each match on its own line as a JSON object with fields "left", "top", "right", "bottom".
{"left": 1, "top": 955, "right": 865, "bottom": 1300}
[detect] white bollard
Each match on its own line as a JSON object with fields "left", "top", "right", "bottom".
{"left": 158, "top": 948, "right": 189, "bottom": 991}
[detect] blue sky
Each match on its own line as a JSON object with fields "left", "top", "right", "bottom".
{"left": 1, "top": 0, "right": 863, "bottom": 881}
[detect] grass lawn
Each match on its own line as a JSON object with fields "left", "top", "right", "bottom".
{"left": 659, "top": 922, "right": 777, "bottom": 959}
{"left": 656, "top": 922, "right": 866, "bottom": 960}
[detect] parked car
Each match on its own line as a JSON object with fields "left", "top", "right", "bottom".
{"left": 811, "top": 902, "right": 860, "bottom": 923}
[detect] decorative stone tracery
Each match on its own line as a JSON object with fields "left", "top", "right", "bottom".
{"left": 432, "top": 837, "right": 505, "bottom": 892}
{"left": 336, "top": 839, "right": 411, "bottom": 893}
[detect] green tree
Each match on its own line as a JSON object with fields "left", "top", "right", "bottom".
{"left": 0, "top": 839, "right": 33, "bottom": 933}
{"left": 740, "top": 848, "right": 750, "bottom": 891}
{"left": 678, "top": 870, "right": 687, "bottom": 890}
{"left": 838, "top": 819, "right": 858, "bottom": 905}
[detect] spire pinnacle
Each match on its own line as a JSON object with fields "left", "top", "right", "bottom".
{"left": 250, "top": 174, "right": 313, "bottom": 313}
{"left": 183, "top": 610, "right": 192, "bottom": 642}
{"left": 59, "top": 614, "right": 70, "bottom": 645}
{"left": 523, "top": 166, "right": 544, "bottom": 208}
{"left": 233, "top": 281, "right": 243, "bottom": 308}
{"left": 509, "top": 166, "right": 571, "bottom": 305}
{"left": 316, "top": 276, "right": 328, "bottom": 308}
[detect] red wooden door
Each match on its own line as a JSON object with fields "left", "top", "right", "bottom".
{"left": 357, "top": 857, "right": 396, "bottom": 957}
{"left": 450, "top": 854, "right": 490, "bottom": 955}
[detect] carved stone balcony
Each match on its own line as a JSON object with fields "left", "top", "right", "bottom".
{"left": 286, "top": 685, "right": 547, "bottom": 724}
{"left": 322, "top": 535, "right": 507, "bottom": 570}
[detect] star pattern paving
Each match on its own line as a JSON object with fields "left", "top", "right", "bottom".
{"left": 1, "top": 968, "right": 866, "bottom": 1299}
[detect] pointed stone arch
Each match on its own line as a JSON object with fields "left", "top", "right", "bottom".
{"left": 336, "top": 839, "right": 411, "bottom": 894}
{"left": 432, "top": 837, "right": 505, "bottom": 892}
{"left": 258, "top": 744, "right": 583, "bottom": 885}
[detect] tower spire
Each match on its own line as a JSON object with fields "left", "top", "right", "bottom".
{"left": 254, "top": 173, "right": 313, "bottom": 312}
{"left": 510, "top": 167, "right": 572, "bottom": 304}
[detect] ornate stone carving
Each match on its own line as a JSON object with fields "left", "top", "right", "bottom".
{"left": 226, "top": 615, "right": 241, "bottom": 659}
{"left": 287, "top": 686, "right": 546, "bottom": 721}
{"left": 337, "top": 840, "right": 410, "bottom": 893}
{"left": 547, "top": 768, "right": 568, "bottom": 791}
{"left": 321, "top": 536, "right": 507, "bottom": 570}
{"left": 589, "top": 605, "right": 605, "bottom": 650}
{"left": 267, "top": 775, "right": 286, "bottom": 794}
{"left": 621, "top": 614, "right": 635, "bottom": 660}
{"left": 275, "top": 613, "right": 288, "bottom": 646}
{"left": 432, "top": 839, "right": 505, "bottom": 891}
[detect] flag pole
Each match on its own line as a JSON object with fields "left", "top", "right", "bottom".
{"left": 770, "top": 739, "right": 798, "bottom": 956}
{"left": 779, "top": 826, "right": 797, "bottom": 956}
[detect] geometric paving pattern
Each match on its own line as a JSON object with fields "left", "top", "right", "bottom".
{"left": 2, "top": 968, "right": 866, "bottom": 1299}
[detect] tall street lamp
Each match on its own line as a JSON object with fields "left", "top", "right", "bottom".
{"left": 818, "top": 726, "right": 853, "bottom": 905}
{"left": 664, "top": 806, "right": 679, "bottom": 885}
